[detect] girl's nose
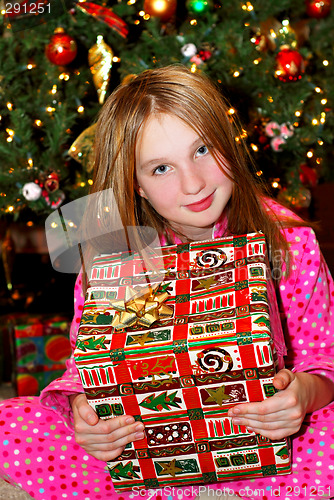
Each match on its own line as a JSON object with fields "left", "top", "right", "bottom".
{"left": 180, "top": 164, "right": 206, "bottom": 195}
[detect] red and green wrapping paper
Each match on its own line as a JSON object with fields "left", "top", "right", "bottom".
{"left": 74, "top": 233, "right": 291, "bottom": 491}
{"left": 12, "top": 315, "right": 71, "bottom": 396}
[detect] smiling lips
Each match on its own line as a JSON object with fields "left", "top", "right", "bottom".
{"left": 185, "top": 192, "right": 215, "bottom": 212}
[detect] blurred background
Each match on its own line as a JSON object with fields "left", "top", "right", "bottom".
{"left": 0, "top": 0, "right": 333, "bottom": 396}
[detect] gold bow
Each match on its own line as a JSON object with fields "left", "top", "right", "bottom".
{"left": 110, "top": 283, "right": 173, "bottom": 330}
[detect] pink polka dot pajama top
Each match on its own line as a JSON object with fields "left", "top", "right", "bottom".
{"left": 1, "top": 201, "right": 334, "bottom": 500}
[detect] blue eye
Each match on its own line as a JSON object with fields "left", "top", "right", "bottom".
{"left": 153, "top": 164, "right": 170, "bottom": 175}
{"left": 196, "top": 145, "right": 209, "bottom": 157}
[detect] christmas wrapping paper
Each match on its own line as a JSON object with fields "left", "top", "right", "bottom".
{"left": 74, "top": 233, "right": 291, "bottom": 491}
{"left": 11, "top": 314, "right": 71, "bottom": 396}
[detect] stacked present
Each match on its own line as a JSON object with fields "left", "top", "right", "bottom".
{"left": 10, "top": 314, "right": 71, "bottom": 396}
{"left": 74, "top": 233, "right": 291, "bottom": 491}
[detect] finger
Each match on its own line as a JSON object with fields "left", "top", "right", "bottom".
{"left": 228, "top": 396, "right": 285, "bottom": 418}
{"left": 273, "top": 369, "right": 295, "bottom": 390}
{"left": 75, "top": 396, "right": 99, "bottom": 426}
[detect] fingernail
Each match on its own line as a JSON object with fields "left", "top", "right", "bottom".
{"left": 231, "top": 408, "right": 240, "bottom": 415}
{"left": 135, "top": 423, "right": 144, "bottom": 432}
{"left": 232, "top": 418, "right": 241, "bottom": 425}
{"left": 135, "top": 432, "right": 144, "bottom": 440}
{"left": 125, "top": 416, "right": 135, "bottom": 424}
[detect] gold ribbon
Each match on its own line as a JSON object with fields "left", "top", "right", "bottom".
{"left": 110, "top": 283, "right": 173, "bottom": 330}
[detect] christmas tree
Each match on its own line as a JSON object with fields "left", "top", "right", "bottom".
{"left": 1, "top": 0, "right": 334, "bottom": 226}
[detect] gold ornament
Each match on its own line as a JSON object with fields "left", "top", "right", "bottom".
{"left": 88, "top": 35, "right": 113, "bottom": 105}
{"left": 68, "top": 123, "right": 96, "bottom": 173}
{"left": 110, "top": 283, "right": 173, "bottom": 330}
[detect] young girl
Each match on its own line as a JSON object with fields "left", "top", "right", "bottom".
{"left": 1, "top": 65, "right": 334, "bottom": 500}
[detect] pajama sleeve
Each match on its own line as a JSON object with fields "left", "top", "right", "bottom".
{"left": 278, "top": 226, "right": 334, "bottom": 383}
{"left": 39, "top": 274, "right": 85, "bottom": 429}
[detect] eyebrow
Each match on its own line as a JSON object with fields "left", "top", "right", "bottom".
{"left": 138, "top": 137, "right": 204, "bottom": 171}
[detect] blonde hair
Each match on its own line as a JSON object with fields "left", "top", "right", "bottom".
{"left": 85, "top": 64, "right": 306, "bottom": 282}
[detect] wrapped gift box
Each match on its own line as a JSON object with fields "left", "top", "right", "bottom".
{"left": 74, "top": 233, "right": 291, "bottom": 491}
{"left": 10, "top": 314, "right": 71, "bottom": 396}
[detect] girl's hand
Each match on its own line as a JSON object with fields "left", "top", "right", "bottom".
{"left": 228, "top": 369, "right": 334, "bottom": 440}
{"left": 70, "top": 393, "right": 145, "bottom": 462}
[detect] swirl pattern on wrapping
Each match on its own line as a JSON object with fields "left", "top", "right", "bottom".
{"left": 195, "top": 248, "right": 227, "bottom": 268}
{"left": 197, "top": 347, "right": 233, "bottom": 373}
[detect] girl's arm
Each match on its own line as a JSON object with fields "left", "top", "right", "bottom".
{"left": 229, "top": 225, "right": 334, "bottom": 439}
{"left": 39, "top": 274, "right": 88, "bottom": 429}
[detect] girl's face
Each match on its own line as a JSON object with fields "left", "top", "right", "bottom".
{"left": 135, "top": 113, "right": 233, "bottom": 241}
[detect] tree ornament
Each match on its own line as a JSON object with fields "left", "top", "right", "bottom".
{"left": 278, "top": 186, "right": 311, "bottom": 209}
{"left": 143, "top": 0, "right": 177, "bottom": 21}
{"left": 275, "top": 46, "right": 305, "bottom": 82}
{"left": 186, "top": 0, "right": 212, "bottom": 14}
{"left": 45, "top": 28, "right": 77, "bottom": 66}
{"left": 299, "top": 164, "right": 318, "bottom": 187}
{"left": 199, "top": 49, "right": 212, "bottom": 61}
{"left": 22, "top": 182, "right": 42, "bottom": 201}
{"left": 44, "top": 172, "right": 60, "bottom": 193}
{"left": 88, "top": 35, "right": 113, "bottom": 105}
{"left": 181, "top": 43, "right": 197, "bottom": 58}
{"left": 68, "top": 123, "right": 96, "bottom": 173}
{"left": 306, "top": 0, "right": 331, "bottom": 18}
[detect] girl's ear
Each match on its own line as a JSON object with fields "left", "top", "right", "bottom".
{"left": 134, "top": 179, "right": 148, "bottom": 199}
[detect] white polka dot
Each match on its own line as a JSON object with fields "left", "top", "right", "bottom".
{"left": 14, "top": 461, "right": 20, "bottom": 466}
{"left": 298, "top": 339, "right": 304, "bottom": 345}
{"left": 302, "top": 350, "right": 307, "bottom": 355}
{"left": 14, "top": 449, "right": 20, "bottom": 455}
{"left": 83, "top": 455, "right": 89, "bottom": 461}
{"left": 310, "top": 271, "right": 315, "bottom": 276}
{"left": 37, "top": 457, "right": 42, "bottom": 462}
{"left": 49, "top": 476, "right": 55, "bottom": 481}
{"left": 302, "top": 318, "right": 308, "bottom": 323}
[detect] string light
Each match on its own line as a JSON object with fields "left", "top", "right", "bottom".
{"left": 323, "top": 60, "right": 329, "bottom": 66}
{"left": 27, "top": 221, "right": 34, "bottom": 227}
{"left": 7, "top": 206, "right": 14, "bottom": 212}
{"left": 88, "top": 179, "right": 93, "bottom": 185}
{"left": 51, "top": 85, "right": 57, "bottom": 94}
{"left": 7, "top": 102, "right": 13, "bottom": 111}
{"left": 242, "top": 2, "right": 254, "bottom": 11}
{"left": 27, "top": 157, "right": 33, "bottom": 167}
{"left": 34, "top": 119, "right": 43, "bottom": 127}
{"left": 190, "top": 64, "right": 197, "bottom": 73}
{"left": 26, "top": 63, "right": 36, "bottom": 70}
{"left": 190, "top": 19, "right": 197, "bottom": 25}
{"left": 59, "top": 72, "right": 70, "bottom": 81}
{"left": 295, "top": 110, "right": 301, "bottom": 117}
{"left": 321, "top": 98, "right": 327, "bottom": 105}
{"left": 233, "top": 70, "right": 240, "bottom": 77}
{"left": 46, "top": 106, "right": 56, "bottom": 113}
{"left": 51, "top": 222, "right": 58, "bottom": 229}
{"left": 307, "top": 151, "right": 314, "bottom": 158}
{"left": 256, "top": 170, "right": 263, "bottom": 176}
{"left": 77, "top": 105, "right": 84, "bottom": 113}
{"left": 251, "top": 143, "right": 259, "bottom": 152}
{"left": 320, "top": 112, "right": 326, "bottom": 124}
{"left": 315, "top": 87, "right": 322, "bottom": 93}
{"left": 312, "top": 118, "right": 319, "bottom": 125}
{"left": 253, "top": 58, "right": 260, "bottom": 65}
{"left": 318, "top": 140, "right": 324, "bottom": 146}
{"left": 228, "top": 108, "right": 236, "bottom": 115}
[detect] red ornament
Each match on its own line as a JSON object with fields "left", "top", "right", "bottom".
{"left": 306, "top": 0, "right": 331, "bottom": 18}
{"left": 143, "top": 0, "right": 177, "bottom": 21}
{"left": 275, "top": 46, "right": 305, "bottom": 82}
{"left": 299, "top": 164, "right": 318, "bottom": 187}
{"left": 45, "top": 28, "right": 77, "bottom": 66}
{"left": 45, "top": 172, "right": 60, "bottom": 193}
{"left": 199, "top": 49, "right": 212, "bottom": 61}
